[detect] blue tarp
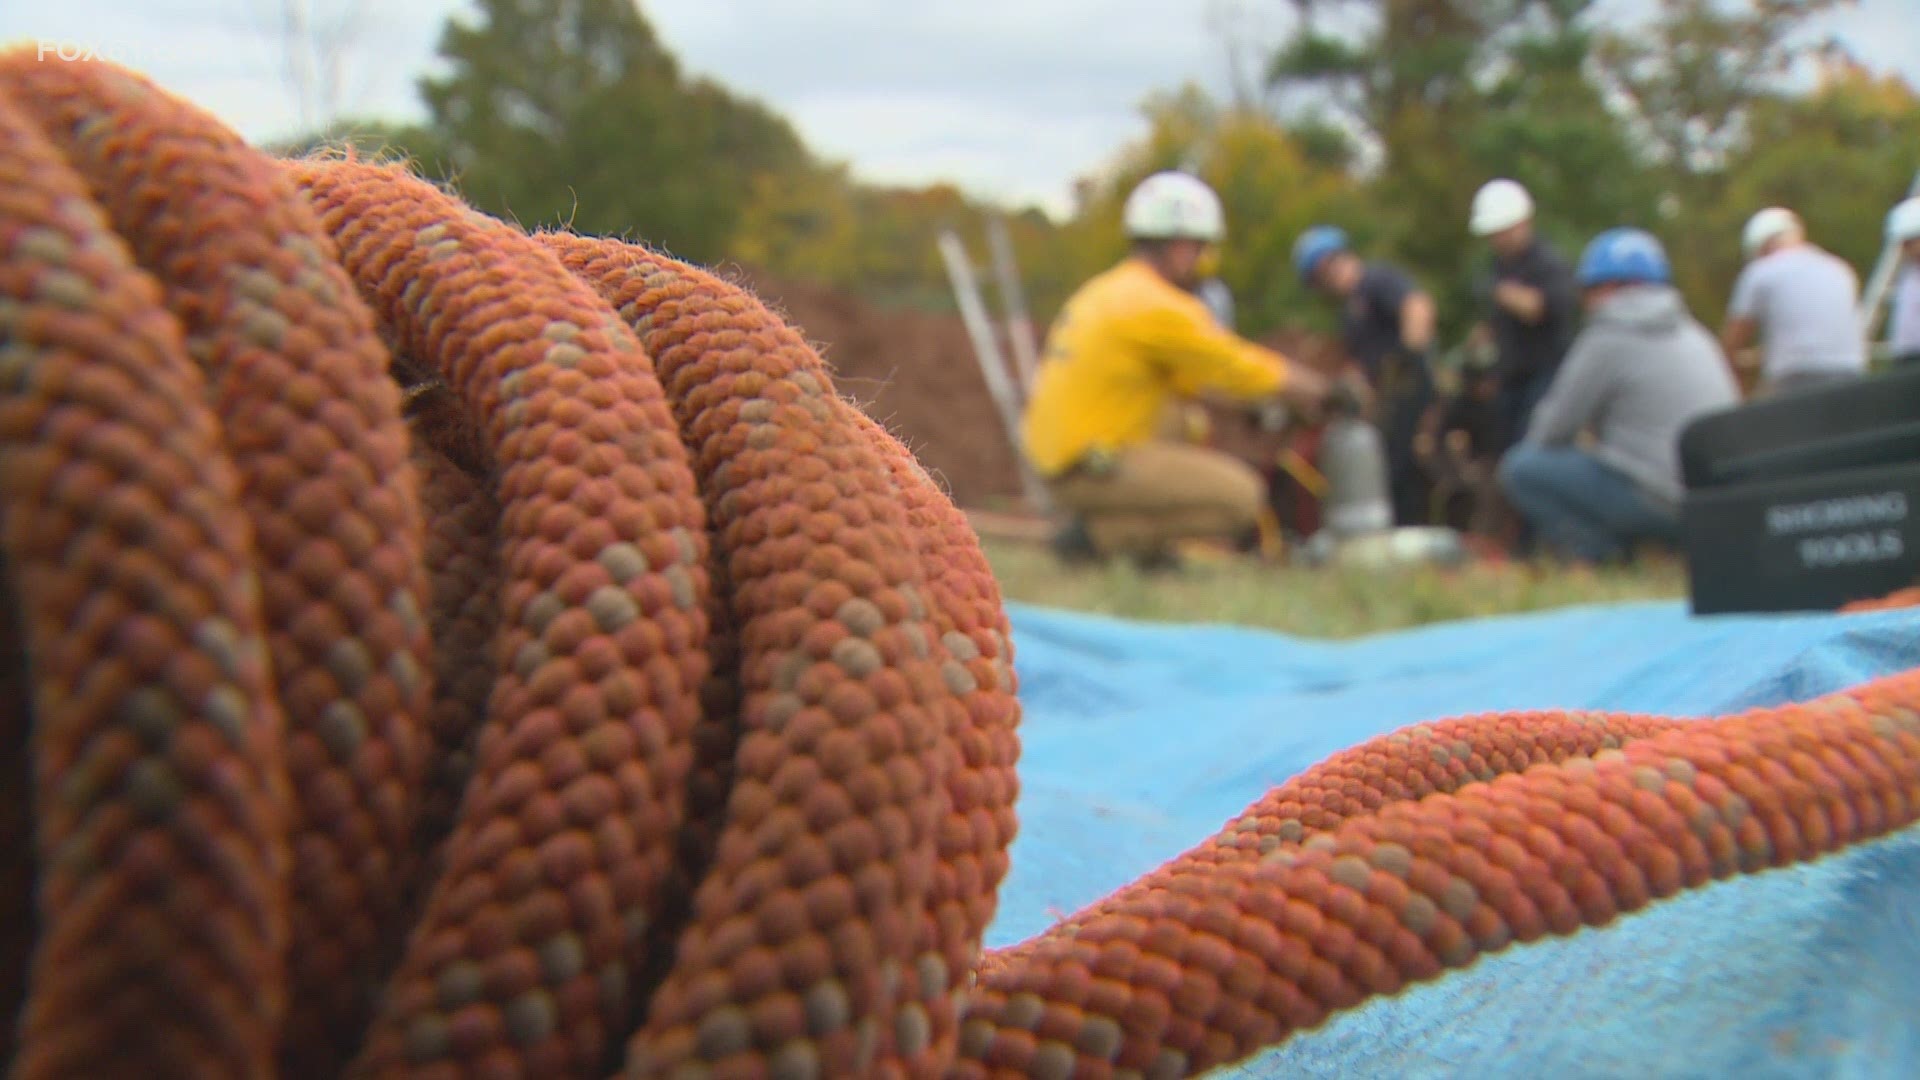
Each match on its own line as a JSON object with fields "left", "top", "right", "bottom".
{"left": 983, "top": 599, "right": 1920, "bottom": 1079}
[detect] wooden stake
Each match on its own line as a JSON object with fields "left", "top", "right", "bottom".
{"left": 938, "top": 229, "right": 1052, "bottom": 514}
{"left": 986, "top": 215, "right": 1040, "bottom": 393}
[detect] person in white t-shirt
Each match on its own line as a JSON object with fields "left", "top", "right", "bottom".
{"left": 1885, "top": 197, "right": 1920, "bottom": 368}
{"left": 1722, "top": 206, "right": 1867, "bottom": 397}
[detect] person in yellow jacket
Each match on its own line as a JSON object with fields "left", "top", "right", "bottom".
{"left": 1022, "top": 170, "right": 1330, "bottom": 565}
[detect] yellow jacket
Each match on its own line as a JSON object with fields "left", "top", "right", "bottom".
{"left": 1020, "top": 258, "right": 1291, "bottom": 476}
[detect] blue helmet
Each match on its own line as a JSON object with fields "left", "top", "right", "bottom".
{"left": 1293, "top": 225, "right": 1348, "bottom": 282}
{"left": 1577, "top": 227, "right": 1671, "bottom": 287}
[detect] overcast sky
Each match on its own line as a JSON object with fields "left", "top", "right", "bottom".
{"left": 3, "top": 1, "right": 1916, "bottom": 216}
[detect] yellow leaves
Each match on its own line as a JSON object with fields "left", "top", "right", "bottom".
{"left": 728, "top": 165, "right": 864, "bottom": 285}
{"left": 1809, "top": 53, "right": 1920, "bottom": 118}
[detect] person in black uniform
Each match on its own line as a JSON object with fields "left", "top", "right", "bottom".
{"left": 1429, "top": 349, "right": 1507, "bottom": 535}
{"left": 1293, "top": 225, "right": 1442, "bottom": 527}
{"left": 1467, "top": 179, "right": 1580, "bottom": 452}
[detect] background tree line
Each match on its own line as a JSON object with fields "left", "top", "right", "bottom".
{"left": 279, "top": 0, "right": 1920, "bottom": 351}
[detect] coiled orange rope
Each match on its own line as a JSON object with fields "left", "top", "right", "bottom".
{"left": 1, "top": 53, "right": 1917, "bottom": 1080}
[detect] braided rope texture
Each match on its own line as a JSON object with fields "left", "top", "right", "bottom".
{"left": 0, "top": 53, "right": 1917, "bottom": 1080}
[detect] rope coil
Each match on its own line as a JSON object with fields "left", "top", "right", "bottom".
{"left": 0, "top": 53, "right": 1916, "bottom": 1079}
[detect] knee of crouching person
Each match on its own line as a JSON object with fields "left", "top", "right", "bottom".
{"left": 1495, "top": 444, "right": 1541, "bottom": 500}
{"left": 1223, "top": 463, "right": 1269, "bottom": 523}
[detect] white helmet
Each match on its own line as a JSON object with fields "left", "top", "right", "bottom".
{"left": 1887, "top": 197, "right": 1920, "bottom": 244}
{"left": 1122, "top": 171, "right": 1225, "bottom": 242}
{"left": 1469, "top": 178, "right": 1534, "bottom": 236}
{"left": 1742, "top": 206, "right": 1801, "bottom": 257}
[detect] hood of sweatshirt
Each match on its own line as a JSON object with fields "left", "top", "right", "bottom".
{"left": 1590, "top": 283, "right": 1688, "bottom": 334}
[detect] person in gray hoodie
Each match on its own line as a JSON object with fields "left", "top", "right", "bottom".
{"left": 1497, "top": 228, "right": 1740, "bottom": 564}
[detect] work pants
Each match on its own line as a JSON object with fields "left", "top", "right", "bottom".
{"left": 1497, "top": 368, "right": 1555, "bottom": 451}
{"left": 1370, "top": 349, "right": 1437, "bottom": 527}
{"left": 1045, "top": 442, "right": 1265, "bottom": 560}
{"left": 1495, "top": 369, "right": 1555, "bottom": 550}
{"left": 1497, "top": 444, "right": 1677, "bottom": 565}
{"left": 1380, "top": 396, "right": 1431, "bottom": 528}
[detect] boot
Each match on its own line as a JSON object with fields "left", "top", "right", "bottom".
{"left": 1132, "top": 547, "right": 1185, "bottom": 574}
{"left": 1049, "top": 517, "right": 1099, "bottom": 565}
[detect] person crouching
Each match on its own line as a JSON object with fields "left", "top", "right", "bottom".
{"left": 1497, "top": 228, "right": 1739, "bottom": 566}
{"left": 1020, "top": 171, "right": 1328, "bottom": 568}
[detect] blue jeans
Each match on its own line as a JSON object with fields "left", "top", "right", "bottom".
{"left": 1498, "top": 370, "right": 1556, "bottom": 554}
{"left": 1497, "top": 444, "right": 1679, "bottom": 564}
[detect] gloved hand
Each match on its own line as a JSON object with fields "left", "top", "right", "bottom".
{"left": 1324, "top": 376, "right": 1367, "bottom": 418}
{"left": 1277, "top": 360, "right": 1331, "bottom": 415}
{"left": 1378, "top": 345, "right": 1431, "bottom": 403}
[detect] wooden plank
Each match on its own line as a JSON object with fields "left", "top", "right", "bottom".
{"left": 937, "top": 230, "right": 1052, "bottom": 514}
{"left": 986, "top": 215, "right": 1040, "bottom": 393}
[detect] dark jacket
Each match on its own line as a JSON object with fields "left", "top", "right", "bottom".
{"left": 1483, "top": 237, "right": 1579, "bottom": 387}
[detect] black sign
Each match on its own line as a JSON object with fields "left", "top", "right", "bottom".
{"left": 1684, "top": 462, "right": 1920, "bottom": 614}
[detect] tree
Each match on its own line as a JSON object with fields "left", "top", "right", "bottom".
{"left": 1734, "top": 58, "right": 1920, "bottom": 271}
{"left": 1465, "top": 1, "right": 1661, "bottom": 255}
{"left": 1591, "top": 0, "right": 1856, "bottom": 188}
{"left": 267, "top": 117, "right": 448, "bottom": 172}
{"left": 728, "top": 163, "right": 865, "bottom": 290}
{"left": 1262, "top": 0, "right": 1544, "bottom": 338}
{"left": 729, "top": 164, "right": 1081, "bottom": 317}
{"left": 417, "top": 0, "right": 810, "bottom": 263}
{"left": 1264, "top": 0, "right": 1510, "bottom": 142}
{"left": 1588, "top": 0, "right": 1867, "bottom": 320}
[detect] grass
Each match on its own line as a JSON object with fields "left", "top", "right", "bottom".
{"left": 980, "top": 539, "right": 1689, "bottom": 639}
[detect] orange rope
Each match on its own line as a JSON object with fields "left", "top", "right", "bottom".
{"left": 1840, "top": 586, "right": 1920, "bottom": 613}
{"left": 1, "top": 53, "right": 1918, "bottom": 1080}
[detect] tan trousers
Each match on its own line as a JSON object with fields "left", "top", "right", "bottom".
{"left": 1045, "top": 441, "right": 1266, "bottom": 558}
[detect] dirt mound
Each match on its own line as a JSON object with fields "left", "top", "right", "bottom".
{"left": 733, "top": 268, "right": 1347, "bottom": 511}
